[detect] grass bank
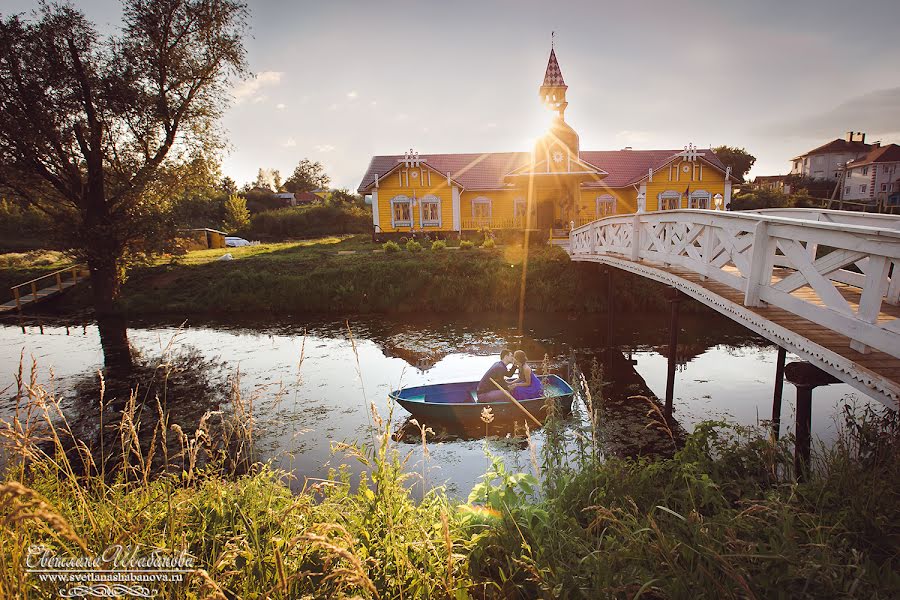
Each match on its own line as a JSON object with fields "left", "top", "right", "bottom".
{"left": 0, "top": 250, "right": 74, "bottom": 304}
{"left": 2, "top": 362, "right": 898, "bottom": 598}
{"left": 46, "top": 235, "right": 690, "bottom": 316}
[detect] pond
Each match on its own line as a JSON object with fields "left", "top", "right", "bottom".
{"left": 0, "top": 311, "right": 880, "bottom": 498}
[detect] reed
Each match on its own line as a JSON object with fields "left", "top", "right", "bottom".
{"left": 1, "top": 354, "right": 898, "bottom": 598}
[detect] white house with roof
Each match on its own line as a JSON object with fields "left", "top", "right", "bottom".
{"left": 791, "top": 132, "right": 874, "bottom": 181}
{"left": 842, "top": 144, "right": 900, "bottom": 203}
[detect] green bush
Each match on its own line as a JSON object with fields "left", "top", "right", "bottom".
{"left": 382, "top": 240, "right": 400, "bottom": 253}
{"left": 245, "top": 204, "right": 371, "bottom": 239}
{"left": 431, "top": 240, "right": 447, "bottom": 251}
{"left": 459, "top": 240, "right": 474, "bottom": 250}
{"left": 405, "top": 239, "right": 423, "bottom": 252}
{"left": 481, "top": 238, "right": 495, "bottom": 249}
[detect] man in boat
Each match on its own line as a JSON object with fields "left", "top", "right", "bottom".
{"left": 476, "top": 349, "right": 517, "bottom": 402}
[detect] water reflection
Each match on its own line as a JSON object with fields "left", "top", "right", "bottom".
{"left": 0, "top": 312, "right": 881, "bottom": 495}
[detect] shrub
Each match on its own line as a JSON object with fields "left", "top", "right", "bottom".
{"left": 459, "top": 240, "right": 474, "bottom": 250}
{"left": 246, "top": 204, "right": 371, "bottom": 240}
{"left": 405, "top": 239, "right": 423, "bottom": 252}
{"left": 399, "top": 236, "right": 409, "bottom": 245}
{"left": 481, "top": 238, "right": 495, "bottom": 249}
{"left": 382, "top": 240, "right": 400, "bottom": 253}
{"left": 431, "top": 240, "right": 447, "bottom": 251}
{"left": 223, "top": 194, "right": 250, "bottom": 233}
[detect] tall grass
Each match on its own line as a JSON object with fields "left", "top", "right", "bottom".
{"left": 1, "top": 353, "right": 898, "bottom": 598}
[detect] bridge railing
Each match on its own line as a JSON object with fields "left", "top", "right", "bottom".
{"left": 570, "top": 210, "right": 900, "bottom": 356}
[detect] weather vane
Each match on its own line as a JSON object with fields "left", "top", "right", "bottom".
{"left": 551, "top": 31, "right": 555, "bottom": 49}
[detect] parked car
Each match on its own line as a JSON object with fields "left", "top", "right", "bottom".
{"left": 224, "top": 236, "right": 251, "bottom": 247}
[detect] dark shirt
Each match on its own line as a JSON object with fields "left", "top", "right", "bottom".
{"left": 477, "top": 361, "right": 513, "bottom": 393}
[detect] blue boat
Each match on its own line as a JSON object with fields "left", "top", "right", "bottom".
{"left": 389, "top": 374, "right": 575, "bottom": 426}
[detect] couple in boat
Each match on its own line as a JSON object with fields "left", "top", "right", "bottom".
{"left": 476, "top": 349, "right": 543, "bottom": 403}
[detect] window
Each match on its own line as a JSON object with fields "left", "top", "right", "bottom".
{"left": 860, "top": 185, "right": 867, "bottom": 193}
{"left": 659, "top": 191, "right": 681, "bottom": 211}
{"left": 596, "top": 194, "right": 616, "bottom": 217}
{"left": 862, "top": 167, "right": 869, "bottom": 175}
{"left": 688, "top": 190, "right": 711, "bottom": 209}
{"left": 472, "top": 196, "right": 492, "bottom": 220}
{"left": 847, "top": 169, "right": 853, "bottom": 178}
{"left": 390, "top": 195, "right": 412, "bottom": 227}
{"left": 885, "top": 165, "right": 891, "bottom": 174}
{"left": 845, "top": 186, "right": 851, "bottom": 194}
{"left": 513, "top": 197, "right": 527, "bottom": 218}
{"left": 421, "top": 195, "right": 441, "bottom": 226}
{"left": 882, "top": 184, "right": 889, "bottom": 193}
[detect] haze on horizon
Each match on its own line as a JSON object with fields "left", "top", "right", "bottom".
{"left": 3, "top": 0, "right": 899, "bottom": 190}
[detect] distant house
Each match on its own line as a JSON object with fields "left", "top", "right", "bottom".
{"left": 751, "top": 175, "right": 792, "bottom": 194}
{"left": 295, "top": 191, "right": 325, "bottom": 205}
{"left": 841, "top": 143, "right": 900, "bottom": 204}
{"left": 791, "top": 132, "right": 874, "bottom": 181}
{"left": 273, "top": 192, "right": 296, "bottom": 206}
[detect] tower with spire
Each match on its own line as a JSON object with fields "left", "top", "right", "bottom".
{"left": 535, "top": 38, "right": 580, "bottom": 162}
{"left": 539, "top": 40, "right": 568, "bottom": 119}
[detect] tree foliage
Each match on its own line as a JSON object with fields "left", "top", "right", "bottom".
{"left": 0, "top": 0, "right": 249, "bottom": 311}
{"left": 713, "top": 146, "right": 757, "bottom": 182}
{"left": 223, "top": 193, "right": 250, "bottom": 233}
{"left": 284, "top": 158, "right": 330, "bottom": 194}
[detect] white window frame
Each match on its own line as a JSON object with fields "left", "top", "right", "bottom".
{"left": 420, "top": 194, "right": 441, "bottom": 227}
{"left": 390, "top": 195, "right": 412, "bottom": 227}
{"left": 471, "top": 196, "right": 492, "bottom": 220}
{"left": 688, "top": 190, "right": 711, "bottom": 209}
{"left": 659, "top": 190, "right": 682, "bottom": 211}
{"left": 595, "top": 194, "right": 616, "bottom": 217}
{"left": 513, "top": 197, "right": 527, "bottom": 218}
{"left": 860, "top": 184, "right": 867, "bottom": 193}
{"left": 882, "top": 183, "right": 888, "bottom": 193}
{"left": 862, "top": 167, "right": 869, "bottom": 175}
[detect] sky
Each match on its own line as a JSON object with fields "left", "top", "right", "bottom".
{"left": 3, "top": 0, "right": 900, "bottom": 190}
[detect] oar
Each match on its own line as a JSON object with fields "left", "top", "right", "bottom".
{"left": 490, "top": 378, "right": 542, "bottom": 428}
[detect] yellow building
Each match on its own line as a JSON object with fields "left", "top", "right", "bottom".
{"left": 358, "top": 46, "right": 737, "bottom": 234}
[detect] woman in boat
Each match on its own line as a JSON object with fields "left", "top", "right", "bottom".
{"left": 509, "top": 350, "right": 543, "bottom": 401}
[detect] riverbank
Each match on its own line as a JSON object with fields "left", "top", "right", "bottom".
{"left": 2, "top": 370, "right": 898, "bottom": 598}
{"left": 5, "top": 235, "right": 709, "bottom": 316}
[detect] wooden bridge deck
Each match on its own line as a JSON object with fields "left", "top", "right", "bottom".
{"left": 0, "top": 265, "right": 88, "bottom": 314}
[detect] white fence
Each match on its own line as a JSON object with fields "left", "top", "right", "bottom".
{"left": 570, "top": 209, "right": 900, "bottom": 357}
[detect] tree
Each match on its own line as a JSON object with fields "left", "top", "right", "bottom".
{"left": 284, "top": 158, "right": 330, "bottom": 194}
{"left": 223, "top": 193, "right": 250, "bottom": 232}
{"left": 0, "top": 1, "right": 249, "bottom": 315}
{"left": 712, "top": 146, "right": 757, "bottom": 182}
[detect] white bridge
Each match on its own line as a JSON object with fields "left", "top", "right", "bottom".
{"left": 569, "top": 208, "right": 900, "bottom": 409}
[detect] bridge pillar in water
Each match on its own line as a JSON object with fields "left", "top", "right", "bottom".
{"left": 784, "top": 361, "right": 839, "bottom": 480}
{"left": 771, "top": 347, "right": 787, "bottom": 439}
{"left": 664, "top": 288, "right": 682, "bottom": 419}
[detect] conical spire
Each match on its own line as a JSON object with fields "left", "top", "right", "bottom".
{"left": 542, "top": 48, "right": 566, "bottom": 88}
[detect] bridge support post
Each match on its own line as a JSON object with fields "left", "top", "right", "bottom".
{"left": 771, "top": 346, "right": 786, "bottom": 439}
{"left": 606, "top": 267, "right": 614, "bottom": 348}
{"left": 784, "top": 362, "right": 839, "bottom": 481}
{"left": 664, "top": 288, "right": 681, "bottom": 420}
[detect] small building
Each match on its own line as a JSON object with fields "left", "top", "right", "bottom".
{"left": 273, "top": 192, "right": 296, "bottom": 206}
{"left": 752, "top": 175, "right": 792, "bottom": 194}
{"left": 790, "top": 132, "right": 874, "bottom": 181}
{"left": 183, "top": 228, "right": 227, "bottom": 249}
{"left": 842, "top": 143, "right": 900, "bottom": 204}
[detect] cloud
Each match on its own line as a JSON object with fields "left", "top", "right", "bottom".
{"left": 282, "top": 138, "right": 297, "bottom": 148}
{"left": 276, "top": 103, "right": 286, "bottom": 110}
{"left": 316, "top": 144, "right": 335, "bottom": 153}
{"left": 233, "top": 71, "right": 283, "bottom": 104}
{"left": 252, "top": 95, "right": 268, "bottom": 104}
{"left": 347, "top": 91, "right": 358, "bottom": 99}
{"left": 328, "top": 103, "right": 339, "bottom": 111}
{"left": 766, "top": 87, "right": 900, "bottom": 139}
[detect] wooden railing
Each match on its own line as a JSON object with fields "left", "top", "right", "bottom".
{"left": 460, "top": 217, "right": 528, "bottom": 230}
{"left": 10, "top": 264, "right": 89, "bottom": 311}
{"left": 570, "top": 210, "right": 900, "bottom": 356}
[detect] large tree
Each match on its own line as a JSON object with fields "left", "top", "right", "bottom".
{"left": 712, "top": 146, "right": 757, "bottom": 182}
{"left": 283, "top": 158, "right": 330, "bottom": 194}
{"left": 0, "top": 0, "right": 249, "bottom": 314}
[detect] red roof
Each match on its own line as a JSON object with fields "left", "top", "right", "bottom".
{"left": 542, "top": 49, "right": 566, "bottom": 88}
{"left": 795, "top": 138, "right": 873, "bottom": 159}
{"left": 358, "top": 149, "right": 729, "bottom": 192}
{"left": 847, "top": 144, "right": 900, "bottom": 167}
